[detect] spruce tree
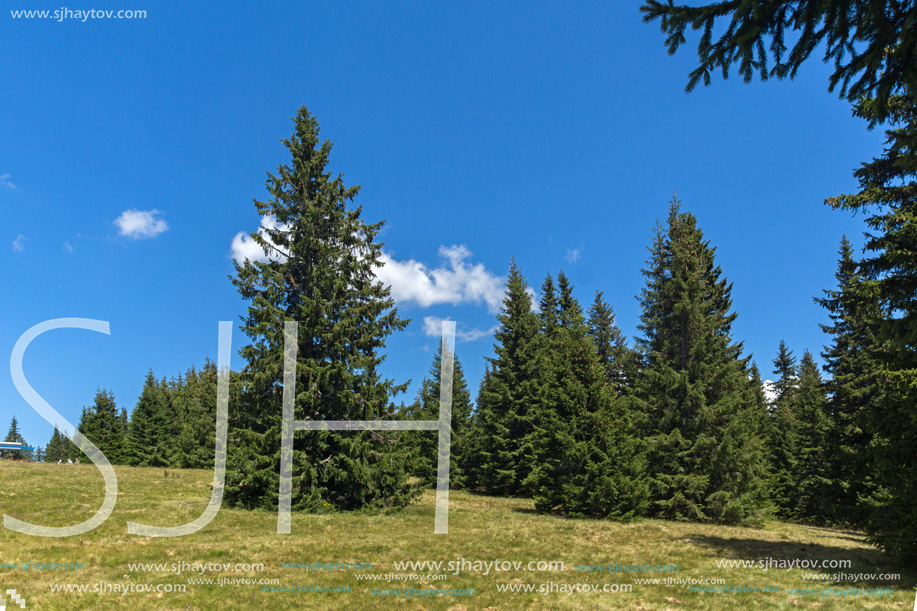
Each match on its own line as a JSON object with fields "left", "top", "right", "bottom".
{"left": 173, "top": 360, "right": 221, "bottom": 469}
{"left": 766, "top": 347, "right": 832, "bottom": 523}
{"left": 635, "top": 200, "right": 768, "bottom": 524}
{"left": 640, "top": 1, "right": 917, "bottom": 123}
{"left": 2, "top": 416, "right": 27, "bottom": 459}
{"left": 768, "top": 340, "right": 800, "bottom": 518}
{"left": 4, "top": 416, "right": 24, "bottom": 443}
{"left": 524, "top": 272, "right": 577, "bottom": 510}
{"left": 45, "top": 427, "right": 69, "bottom": 463}
{"left": 77, "top": 390, "right": 126, "bottom": 465}
{"left": 44, "top": 429, "right": 59, "bottom": 462}
{"left": 525, "top": 272, "right": 647, "bottom": 518}
{"left": 463, "top": 365, "right": 492, "bottom": 488}
{"left": 224, "top": 106, "right": 414, "bottom": 512}
{"left": 71, "top": 407, "right": 91, "bottom": 462}
{"left": 816, "top": 236, "right": 881, "bottom": 527}
{"left": 587, "top": 291, "right": 638, "bottom": 396}
{"left": 826, "top": 97, "right": 917, "bottom": 560}
{"left": 402, "top": 348, "right": 473, "bottom": 488}
{"left": 747, "top": 363, "right": 774, "bottom": 487}
{"left": 539, "top": 274, "right": 558, "bottom": 335}
{"left": 127, "top": 370, "right": 172, "bottom": 466}
{"left": 470, "top": 260, "right": 543, "bottom": 496}
{"left": 772, "top": 341, "right": 798, "bottom": 401}
{"left": 793, "top": 350, "right": 832, "bottom": 522}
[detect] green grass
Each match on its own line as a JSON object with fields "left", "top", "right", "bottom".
{"left": 0, "top": 461, "right": 913, "bottom": 609}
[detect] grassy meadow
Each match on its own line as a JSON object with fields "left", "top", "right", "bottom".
{"left": 0, "top": 461, "right": 913, "bottom": 610}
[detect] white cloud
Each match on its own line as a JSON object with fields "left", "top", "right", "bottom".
{"left": 376, "top": 245, "right": 505, "bottom": 313}
{"left": 228, "top": 228, "right": 510, "bottom": 315}
{"left": 763, "top": 379, "right": 778, "bottom": 405}
{"left": 62, "top": 241, "right": 73, "bottom": 254}
{"left": 1, "top": 174, "right": 17, "bottom": 190}
{"left": 114, "top": 209, "right": 168, "bottom": 239}
{"left": 423, "top": 316, "right": 499, "bottom": 343}
{"left": 526, "top": 286, "right": 540, "bottom": 311}
{"left": 565, "top": 248, "right": 581, "bottom": 263}
{"left": 230, "top": 215, "right": 289, "bottom": 264}
{"left": 11, "top": 234, "right": 26, "bottom": 252}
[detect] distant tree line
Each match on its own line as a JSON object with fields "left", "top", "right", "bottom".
{"left": 39, "top": 361, "right": 223, "bottom": 469}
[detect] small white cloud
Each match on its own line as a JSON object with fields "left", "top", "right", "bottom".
{"left": 376, "top": 245, "right": 505, "bottom": 313}
{"left": 114, "top": 209, "right": 168, "bottom": 240}
{"left": 228, "top": 232, "right": 510, "bottom": 316}
{"left": 62, "top": 241, "right": 73, "bottom": 254}
{"left": 11, "top": 234, "right": 26, "bottom": 252}
{"left": 565, "top": 248, "right": 581, "bottom": 263}
{"left": 423, "top": 316, "right": 499, "bottom": 343}
{"left": 230, "top": 215, "right": 289, "bottom": 264}
{"left": 1, "top": 174, "right": 17, "bottom": 190}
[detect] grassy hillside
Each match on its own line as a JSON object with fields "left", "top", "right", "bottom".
{"left": 0, "top": 462, "right": 912, "bottom": 609}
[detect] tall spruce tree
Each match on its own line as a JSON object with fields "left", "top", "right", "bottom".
{"left": 816, "top": 236, "right": 881, "bottom": 527}
{"left": 768, "top": 340, "right": 800, "bottom": 518}
{"left": 525, "top": 272, "right": 647, "bottom": 518}
{"left": 464, "top": 364, "right": 492, "bottom": 488}
{"left": 635, "top": 200, "right": 768, "bottom": 524}
{"left": 224, "top": 106, "right": 414, "bottom": 512}
{"left": 524, "top": 272, "right": 579, "bottom": 511}
{"left": 792, "top": 350, "right": 832, "bottom": 522}
{"left": 469, "top": 261, "right": 543, "bottom": 496}
{"left": 747, "top": 363, "right": 773, "bottom": 474}
{"left": 127, "top": 370, "right": 172, "bottom": 466}
{"left": 73, "top": 390, "right": 126, "bottom": 464}
{"left": 402, "top": 347, "right": 473, "bottom": 488}
{"left": 767, "top": 347, "right": 832, "bottom": 523}
{"left": 826, "top": 97, "right": 917, "bottom": 560}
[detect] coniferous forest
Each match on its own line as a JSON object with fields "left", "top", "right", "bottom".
{"left": 8, "top": 1, "right": 915, "bottom": 573}
{"left": 32, "top": 103, "right": 914, "bottom": 565}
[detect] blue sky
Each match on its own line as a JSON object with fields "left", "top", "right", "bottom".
{"left": 1, "top": 1, "right": 884, "bottom": 448}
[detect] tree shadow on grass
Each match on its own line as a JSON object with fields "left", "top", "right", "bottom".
{"left": 804, "top": 526, "right": 876, "bottom": 545}
{"left": 685, "top": 533, "right": 916, "bottom": 589}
